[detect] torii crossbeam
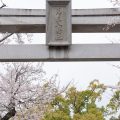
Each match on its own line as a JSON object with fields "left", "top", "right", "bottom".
{"left": 1, "top": 8, "right": 120, "bottom": 33}
{"left": 0, "top": 0, "right": 120, "bottom": 62}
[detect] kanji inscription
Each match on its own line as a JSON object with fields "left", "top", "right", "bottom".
{"left": 46, "top": 0, "right": 71, "bottom": 46}
{"left": 55, "top": 7, "right": 64, "bottom": 41}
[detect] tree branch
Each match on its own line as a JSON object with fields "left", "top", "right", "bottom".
{"left": 0, "top": 0, "right": 6, "bottom": 9}
{"left": 0, "top": 33, "right": 14, "bottom": 43}
{"left": 1, "top": 108, "right": 16, "bottom": 120}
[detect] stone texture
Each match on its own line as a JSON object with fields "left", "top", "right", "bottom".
{"left": 46, "top": 0, "right": 71, "bottom": 46}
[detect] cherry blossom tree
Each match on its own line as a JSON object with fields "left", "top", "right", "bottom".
{"left": 0, "top": 62, "right": 58, "bottom": 120}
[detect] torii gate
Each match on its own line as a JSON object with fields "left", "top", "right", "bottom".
{"left": 0, "top": 0, "right": 120, "bottom": 62}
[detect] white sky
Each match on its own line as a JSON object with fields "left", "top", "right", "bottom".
{"left": 2, "top": 0, "right": 117, "bottom": 9}
{"left": 1, "top": 0, "right": 120, "bottom": 107}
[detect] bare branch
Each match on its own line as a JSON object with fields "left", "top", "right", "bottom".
{"left": 0, "top": 33, "right": 14, "bottom": 43}
{"left": 105, "top": 85, "right": 120, "bottom": 90}
{"left": 0, "top": 0, "right": 6, "bottom": 9}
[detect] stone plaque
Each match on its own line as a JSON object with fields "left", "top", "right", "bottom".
{"left": 46, "top": 0, "right": 71, "bottom": 46}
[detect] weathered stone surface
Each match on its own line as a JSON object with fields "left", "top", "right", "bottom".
{"left": 1, "top": 8, "right": 120, "bottom": 33}
{"left": 46, "top": 0, "right": 71, "bottom": 46}
{"left": 0, "top": 44, "right": 120, "bottom": 62}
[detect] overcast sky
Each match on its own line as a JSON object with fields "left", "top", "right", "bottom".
{"left": 2, "top": 0, "right": 118, "bottom": 9}
{"left": 1, "top": 0, "right": 120, "bottom": 106}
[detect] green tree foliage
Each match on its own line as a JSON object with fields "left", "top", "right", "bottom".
{"left": 105, "top": 81, "right": 120, "bottom": 119}
{"left": 106, "top": 90, "right": 120, "bottom": 114}
{"left": 43, "top": 80, "right": 106, "bottom": 120}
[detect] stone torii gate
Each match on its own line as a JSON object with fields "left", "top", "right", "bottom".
{"left": 0, "top": 0, "right": 120, "bottom": 62}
